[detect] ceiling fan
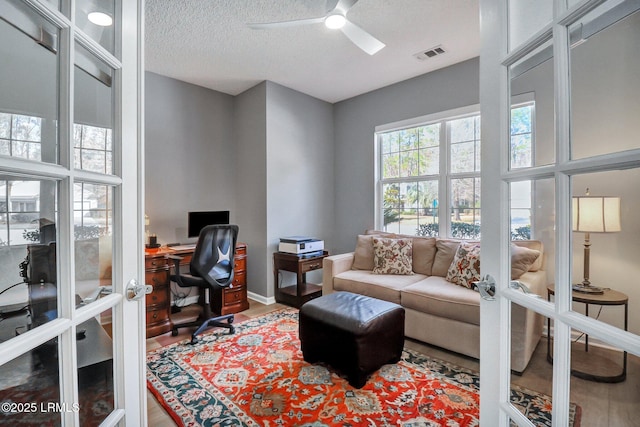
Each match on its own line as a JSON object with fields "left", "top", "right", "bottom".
{"left": 247, "top": 0, "right": 385, "bottom": 55}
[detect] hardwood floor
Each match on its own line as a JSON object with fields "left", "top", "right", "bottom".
{"left": 147, "top": 300, "right": 639, "bottom": 426}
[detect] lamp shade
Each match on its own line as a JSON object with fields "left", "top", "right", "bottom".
{"left": 572, "top": 196, "right": 621, "bottom": 233}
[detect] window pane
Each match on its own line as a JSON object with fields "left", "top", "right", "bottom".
{"left": 76, "top": 308, "right": 114, "bottom": 425}
{"left": 510, "top": 180, "right": 532, "bottom": 240}
{"left": 451, "top": 141, "right": 475, "bottom": 173}
{"left": 398, "top": 129, "right": 419, "bottom": 151}
{"left": 510, "top": 40, "right": 555, "bottom": 167}
{"left": 451, "top": 177, "right": 481, "bottom": 239}
{"left": 0, "top": 4, "right": 59, "bottom": 164}
{"left": 74, "top": 43, "right": 114, "bottom": 175}
{"left": 450, "top": 115, "right": 480, "bottom": 173}
{"left": 382, "top": 153, "right": 399, "bottom": 179}
{"left": 0, "top": 345, "right": 61, "bottom": 425}
{"left": 381, "top": 132, "right": 399, "bottom": 154}
{"left": 509, "top": 0, "right": 553, "bottom": 50}
{"left": 450, "top": 117, "right": 476, "bottom": 143}
{"left": 0, "top": 178, "right": 58, "bottom": 333}
{"left": 399, "top": 150, "right": 419, "bottom": 177}
{"left": 75, "top": 0, "right": 116, "bottom": 55}
{"left": 419, "top": 147, "right": 439, "bottom": 175}
{"left": 570, "top": 8, "right": 640, "bottom": 159}
{"left": 419, "top": 123, "right": 440, "bottom": 148}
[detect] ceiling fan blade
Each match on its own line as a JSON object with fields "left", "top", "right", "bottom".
{"left": 333, "top": 0, "right": 359, "bottom": 15}
{"left": 340, "top": 20, "right": 385, "bottom": 55}
{"left": 247, "top": 17, "right": 325, "bottom": 29}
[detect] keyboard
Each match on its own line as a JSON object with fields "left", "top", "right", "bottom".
{"left": 170, "top": 244, "right": 197, "bottom": 251}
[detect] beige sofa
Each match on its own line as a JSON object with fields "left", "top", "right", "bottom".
{"left": 322, "top": 232, "right": 546, "bottom": 373}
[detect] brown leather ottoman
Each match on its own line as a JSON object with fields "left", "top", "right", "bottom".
{"left": 299, "top": 291, "right": 405, "bottom": 388}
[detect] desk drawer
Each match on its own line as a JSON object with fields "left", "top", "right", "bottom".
{"left": 224, "top": 288, "right": 244, "bottom": 305}
{"left": 146, "top": 307, "right": 168, "bottom": 325}
{"left": 146, "top": 285, "right": 169, "bottom": 306}
{"left": 232, "top": 270, "right": 246, "bottom": 286}
{"left": 233, "top": 256, "right": 246, "bottom": 271}
{"left": 145, "top": 270, "right": 168, "bottom": 287}
{"left": 301, "top": 260, "right": 323, "bottom": 273}
{"left": 145, "top": 257, "right": 167, "bottom": 270}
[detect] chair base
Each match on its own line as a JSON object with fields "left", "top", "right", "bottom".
{"left": 172, "top": 313, "right": 235, "bottom": 344}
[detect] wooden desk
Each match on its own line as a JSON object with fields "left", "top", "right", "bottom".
{"left": 144, "top": 243, "right": 249, "bottom": 338}
{"left": 273, "top": 251, "right": 328, "bottom": 308}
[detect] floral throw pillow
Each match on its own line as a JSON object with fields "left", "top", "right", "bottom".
{"left": 372, "top": 238, "right": 413, "bottom": 275}
{"left": 446, "top": 242, "right": 481, "bottom": 288}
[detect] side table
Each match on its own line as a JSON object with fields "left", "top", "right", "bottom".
{"left": 273, "top": 251, "right": 328, "bottom": 308}
{"left": 547, "top": 284, "right": 628, "bottom": 383}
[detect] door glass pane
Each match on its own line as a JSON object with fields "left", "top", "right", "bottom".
{"left": 509, "top": 0, "right": 553, "bottom": 50}
{"left": 77, "top": 307, "right": 114, "bottom": 425}
{"left": 74, "top": 43, "right": 114, "bottom": 174}
{"left": 569, "top": 327, "right": 638, "bottom": 426}
{"left": 570, "top": 7, "right": 640, "bottom": 159}
{"left": 0, "top": 178, "right": 58, "bottom": 327}
{"left": 75, "top": 0, "right": 116, "bottom": 55}
{"left": 510, "top": 304, "right": 556, "bottom": 425}
{"left": 510, "top": 40, "right": 555, "bottom": 168}
{"left": 0, "top": 2, "right": 59, "bottom": 164}
{"left": 570, "top": 169, "right": 637, "bottom": 335}
{"left": 0, "top": 345, "right": 61, "bottom": 426}
{"left": 74, "top": 183, "right": 112, "bottom": 303}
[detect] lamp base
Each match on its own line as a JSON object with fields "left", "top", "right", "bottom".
{"left": 572, "top": 283, "right": 604, "bottom": 294}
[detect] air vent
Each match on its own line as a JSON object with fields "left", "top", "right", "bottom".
{"left": 414, "top": 45, "right": 446, "bottom": 61}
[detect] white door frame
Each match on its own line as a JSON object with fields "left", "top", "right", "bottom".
{"left": 0, "top": 0, "right": 146, "bottom": 425}
{"left": 479, "top": 0, "right": 640, "bottom": 425}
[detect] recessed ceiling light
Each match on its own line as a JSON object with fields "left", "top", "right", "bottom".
{"left": 88, "top": 12, "right": 113, "bottom": 27}
{"left": 325, "top": 14, "right": 346, "bottom": 30}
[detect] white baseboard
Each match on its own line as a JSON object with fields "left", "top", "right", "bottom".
{"left": 247, "top": 291, "right": 276, "bottom": 306}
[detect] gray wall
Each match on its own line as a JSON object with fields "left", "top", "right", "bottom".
{"left": 332, "top": 58, "right": 481, "bottom": 253}
{"left": 234, "top": 83, "right": 268, "bottom": 298}
{"left": 145, "top": 72, "right": 236, "bottom": 244}
{"left": 265, "top": 82, "right": 334, "bottom": 295}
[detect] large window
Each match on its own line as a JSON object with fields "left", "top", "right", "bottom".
{"left": 378, "top": 110, "right": 481, "bottom": 238}
{"left": 378, "top": 103, "right": 534, "bottom": 239}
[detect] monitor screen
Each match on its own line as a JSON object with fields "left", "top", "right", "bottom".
{"left": 188, "top": 211, "right": 230, "bottom": 238}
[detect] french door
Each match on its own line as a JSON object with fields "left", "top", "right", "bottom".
{"left": 480, "top": 0, "right": 640, "bottom": 425}
{"left": 0, "top": 0, "right": 145, "bottom": 426}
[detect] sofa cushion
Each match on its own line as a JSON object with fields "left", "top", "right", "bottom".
{"left": 372, "top": 237, "right": 413, "bottom": 275}
{"left": 401, "top": 276, "right": 481, "bottom": 325}
{"left": 446, "top": 242, "right": 481, "bottom": 288}
{"left": 409, "top": 236, "right": 437, "bottom": 275}
{"left": 513, "top": 240, "right": 544, "bottom": 271}
{"left": 511, "top": 244, "right": 541, "bottom": 279}
{"left": 431, "top": 240, "right": 461, "bottom": 277}
{"left": 352, "top": 234, "right": 379, "bottom": 270}
{"left": 333, "top": 270, "right": 427, "bottom": 304}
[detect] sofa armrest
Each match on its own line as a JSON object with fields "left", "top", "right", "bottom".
{"left": 322, "top": 252, "right": 354, "bottom": 295}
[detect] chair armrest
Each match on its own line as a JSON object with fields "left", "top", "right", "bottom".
{"left": 322, "top": 252, "right": 354, "bottom": 295}
{"left": 165, "top": 254, "right": 185, "bottom": 286}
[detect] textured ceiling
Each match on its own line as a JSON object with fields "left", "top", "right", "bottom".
{"left": 145, "top": 0, "right": 480, "bottom": 103}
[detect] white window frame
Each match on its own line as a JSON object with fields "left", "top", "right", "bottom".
{"left": 375, "top": 104, "right": 480, "bottom": 238}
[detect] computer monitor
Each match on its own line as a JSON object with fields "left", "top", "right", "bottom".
{"left": 187, "top": 211, "right": 230, "bottom": 238}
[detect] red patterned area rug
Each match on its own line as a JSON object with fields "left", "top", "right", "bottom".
{"left": 147, "top": 309, "right": 580, "bottom": 427}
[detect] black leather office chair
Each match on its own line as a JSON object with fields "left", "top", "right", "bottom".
{"left": 168, "top": 224, "right": 238, "bottom": 344}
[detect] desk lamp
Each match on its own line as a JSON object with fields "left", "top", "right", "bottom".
{"left": 572, "top": 189, "right": 621, "bottom": 294}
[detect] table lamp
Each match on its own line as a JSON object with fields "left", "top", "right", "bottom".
{"left": 572, "top": 189, "right": 621, "bottom": 294}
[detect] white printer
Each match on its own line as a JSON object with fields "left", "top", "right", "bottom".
{"left": 278, "top": 236, "right": 324, "bottom": 255}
